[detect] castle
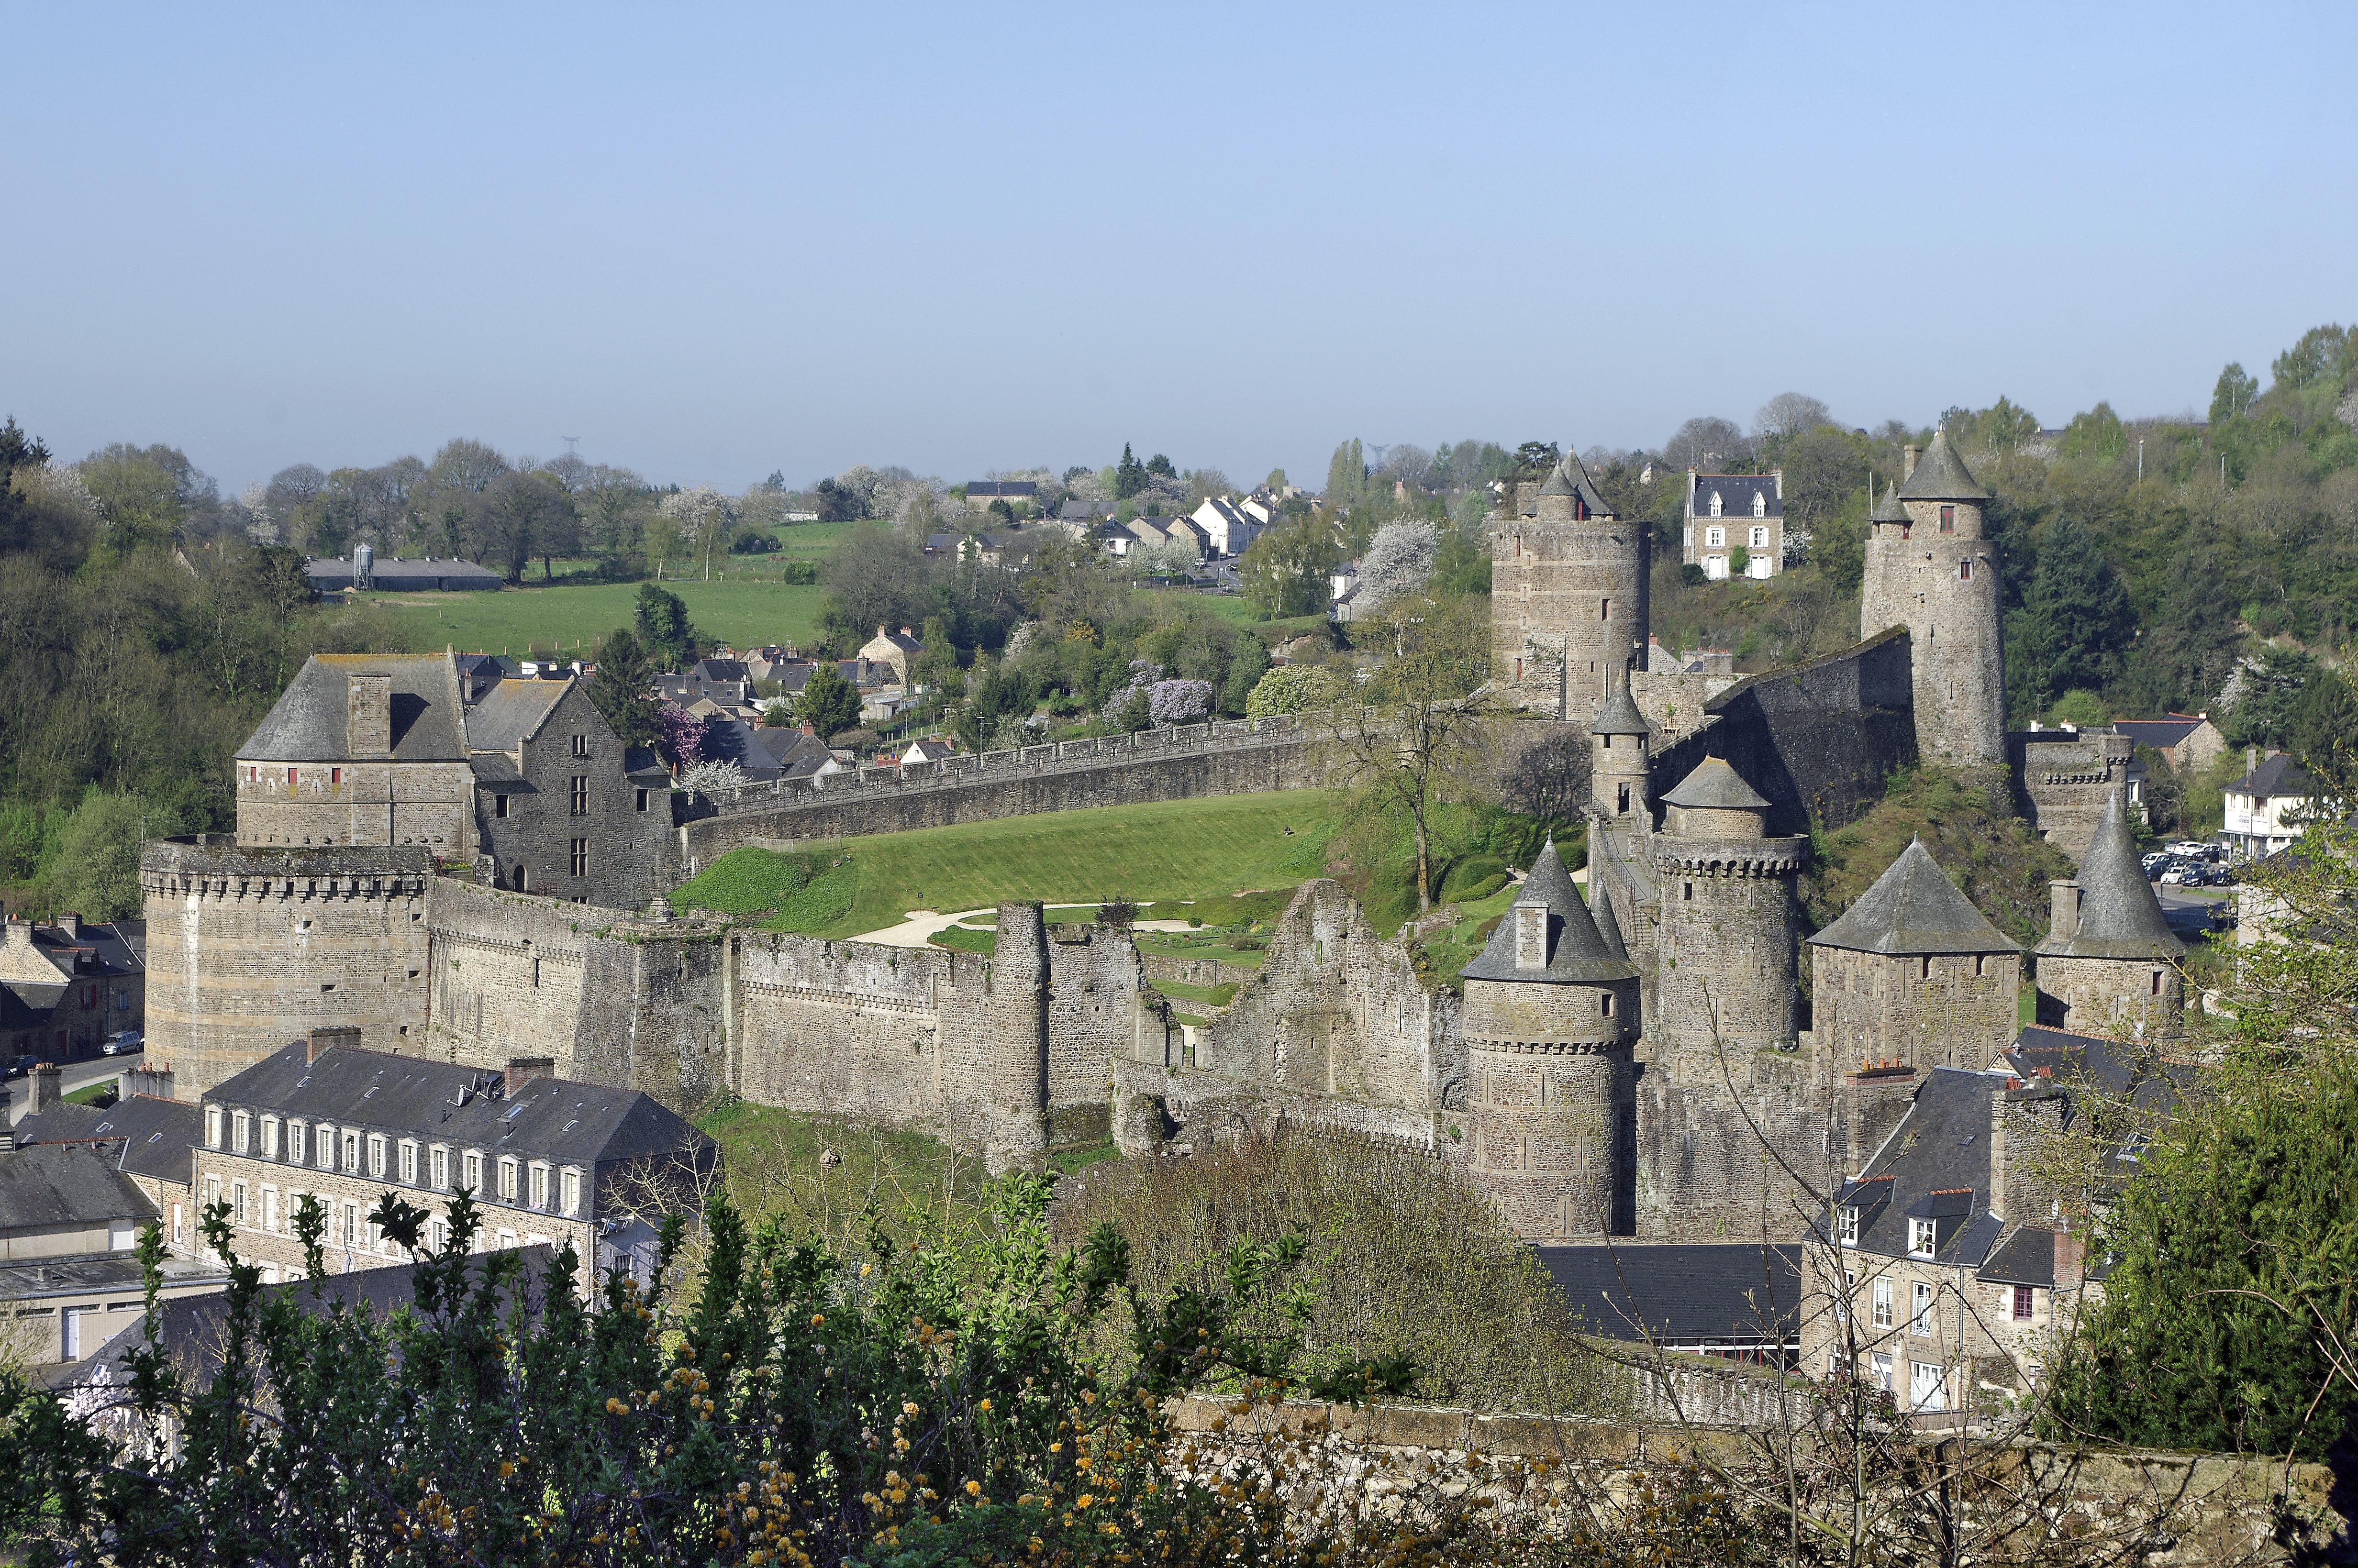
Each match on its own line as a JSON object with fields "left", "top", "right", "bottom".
{"left": 141, "top": 431, "right": 2188, "bottom": 1245}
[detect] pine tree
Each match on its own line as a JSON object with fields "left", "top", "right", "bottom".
{"left": 588, "top": 628, "right": 658, "bottom": 748}
{"left": 2009, "top": 515, "right": 2135, "bottom": 714}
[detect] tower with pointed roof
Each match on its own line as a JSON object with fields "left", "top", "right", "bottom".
{"left": 1460, "top": 838, "right": 1639, "bottom": 1239}
{"left": 2033, "top": 790, "right": 2186, "bottom": 1038}
{"left": 1809, "top": 837, "right": 2024, "bottom": 1071}
{"left": 1650, "top": 754, "right": 1807, "bottom": 1060}
{"left": 1589, "top": 664, "right": 1653, "bottom": 826}
{"left": 1859, "top": 431, "right": 2006, "bottom": 767}
{"left": 1490, "top": 450, "right": 1648, "bottom": 721}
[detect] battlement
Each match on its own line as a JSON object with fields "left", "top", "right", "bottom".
{"left": 1650, "top": 838, "right": 1809, "bottom": 877}
{"left": 141, "top": 835, "right": 435, "bottom": 901}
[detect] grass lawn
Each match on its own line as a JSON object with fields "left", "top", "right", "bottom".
{"left": 693, "top": 1099, "right": 986, "bottom": 1249}
{"left": 63, "top": 1079, "right": 120, "bottom": 1106}
{"left": 674, "top": 791, "right": 1341, "bottom": 938}
{"left": 373, "top": 580, "right": 828, "bottom": 656}
{"left": 1127, "top": 589, "right": 1331, "bottom": 641}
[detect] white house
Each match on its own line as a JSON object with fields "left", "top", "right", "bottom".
{"left": 1190, "top": 496, "right": 1264, "bottom": 558}
{"left": 2224, "top": 750, "right": 2325, "bottom": 859}
{"left": 1683, "top": 470, "right": 1784, "bottom": 581}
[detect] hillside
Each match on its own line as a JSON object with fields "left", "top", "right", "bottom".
{"left": 376, "top": 578, "right": 827, "bottom": 657}
{"left": 1798, "top": 765, "right": 2075, "bottom": 994}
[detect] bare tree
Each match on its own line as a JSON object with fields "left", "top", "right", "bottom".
{"left": 1755, "top": 392, "right": 1834, "bottom": 442}
{"left": 427, "top": 437, "right": 510, "bottom": 494}
{"left": 1667, "top": 416, "right": 1748, "bottom": 471}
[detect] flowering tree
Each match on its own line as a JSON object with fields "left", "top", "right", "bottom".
{"left": 1356, "top": 520, "right": 1437, "bottom": 614}
{"left": 1147, "top": 678, "right": 1213, "bottom": 726}
{"left": 677, "top": 759, "right": 752, "bottom": 795}
{"left": 1245, "top": 664, "right": 1341, "bottom": 718}
{"left": 656, "top": 703, "right": 706, "bottom": 767}
{"left": 656, "top": 485, "right": 734, "bottom": 581}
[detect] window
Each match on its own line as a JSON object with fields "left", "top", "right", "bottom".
{"left": 331, "top": 767, "right": 342, "bottom": 784}
{"left": 571, "top": 733, "right": 589, "bottom": 758}
{"left": 205, "top": 1106, "right": 222, "bottom": 1148}
{"left": 2013, "top": 1285, "right": 2035, "bottom": 1320}
{"left": 1704, "top": 525, "right": 1724, "bottom": 547}
{"left": 343, "top": 1131, "right": 361, "bottom": 1173}
{"left": 1682, "top": 882, "right": 1693, "bottom": 902}
{"left": 287, "top": 767, "right": 298, "bottom": 786}
{"left": 1750, "top": 526, "right": 1768, "bottom": 548}
{"left": 1958, "top": 559, "right": 1971, "bottom": 581}
{"left": 561, "top": 1167, "right": 581, "bottom": 1216}
{"left": 368, "top": 1136, "right": 387, "bottom": 1179}
{"left": 1909, "top": 1360, "right": 1946, "bottom": 1411}
{"left": 635, "top": 788, "right": 650, "bottom": 812}
{"left": 288, "top": 1121, "right": 305, "bottom": 1165}
{"left": 463, "top": 1151, "right": 483, "bottom": 1193}
{"left": 430, "top": 1146, "right": 448, "bottom": 1190}
{"left": 399, "top": 1141, "right": 417, "bottom": 1185}
{"left": 231, "top": 1111, "right": 250, "bottom": 1154}
{"left": 1912, "top": 1281, "right": 1934, "bottom": 1336}
{"left": 247, "top": 765, "right": 256, "bottom": 783}
{"left": 570, "top": 839, "right": 589, "bottom": 877}
{"left": 317, "top": 1124, "right": 337, "bottom": 1170}
{"left": 172, "top": 1202, "right": 184, "bottom": 1246}
{"left": 2151, "top": 970, "right": 2162, "bottom": 995}
{"left": 232, "top": 1181, "right": 249, "bottom": 1227}
{"left": 494, "top": 794, "right": 510, "bottom": 819}
{"left": 1909, "top": 1217, "right": 1937, "bottom": 1258}
{"left": 1616, "top": 784, "right": 1630, "bottom": 814}
{"left": 262, "top": 1187, "right": 279, "bottom": 1234}
{"left": 1871, "top": 1352, "right": 1893, "bottom": 1391}
{"left": 261, "top": 1117, "right": 279, "bottom": 1159}
{"left": 1601, "top": 992, "right": 1613, "bottom": 1017}
{"left": 529, "top": 1163, "right": 548, "bottom": 1210}
{"left": 1600, "top": 597, "right": 1611, "bottom": 621}
{"left": 343, "top": 1202, "right": 360, "bottom": 1249}
{"left": 429, "top": 1217, "right": 449, "bottom": 1253}
{"left": 1872, "top": 1278, "right": 1893, "bottom": 1328}
{"left": 1838, "top": 1207, "right": 1859, "bottom": 1245}
{"left": 1939, "top": 505, "right": 1955, "bottom": 532}
{"left": 1708, "top": 491, "right": 1723, "bottom": 518}
{"left": 499, "top": 1159, "right": 518, "bottom": 1201}
{"left": 570, "top": 775, "right": 589, "bottom": 815}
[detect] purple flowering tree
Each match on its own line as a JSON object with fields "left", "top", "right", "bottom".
{"left": 1147, "top": 679, "right": 1213, "bottom": 726}
{"left": 656, "top": 703, "right": 706, "bottom": 767}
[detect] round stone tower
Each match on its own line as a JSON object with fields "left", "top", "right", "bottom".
{"left": 1651, "top": 755, "right": 1806, "bottom": 1065}
{"left": 1489, "top": 451, "right": 1648, "bottom": 721}
{"left": 1859, "top": 431, "right": 2006, "bottom": 767}
{"left": 2035, "top": 790, "right": 2186, "bottom": 1039}
{"left": 1460, "top": 839, "right": 1638, "bottom": 1240}
{"left": 1589, "top": 663, "right": 1653, "bottom": 825}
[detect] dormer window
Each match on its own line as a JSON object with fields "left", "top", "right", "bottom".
{"left": 1909, "top": 1217, "right": 1937, "bottom": 1258}
{"left": 1838, "top": 1207, "right": 1860, "bottom": 1246}
{"left": 1751, "top": 491, "right": 1766, "bottom": 518}
{"left": 1708, "top": 491, "right": 1723, "bottom": 518}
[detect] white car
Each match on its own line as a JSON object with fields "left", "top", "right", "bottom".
{"left": 2158, "top": 867, "right": 2187, "bottom": 885}
{"left": 100, "top": 1031, "right": 143, "bottom": 1056}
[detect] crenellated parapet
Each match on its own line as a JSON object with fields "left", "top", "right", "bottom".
{"left": 1650, "top": 839, "right": 1808, "bottom": 879}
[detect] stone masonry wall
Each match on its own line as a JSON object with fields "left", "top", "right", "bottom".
{"left": 1812, "top": 946, "right": 2023, "bottom": 1073}
{"left": 2034, "top": 954, "right": 2185, "bottom": 1042}
{"left": 1044, "top": 924, "right": 1161, "bottom": 1109}
{"left": 143, "top": 837, "right": 435, "bottom": 1097}
{"left": 2009, "top": 730, "right": 2136, "bottom": 862}
{"left": 234, "top": 760, "right": 475, "bottom": 854}
{"left": 1863, "top": 501, "right": 2006, "bottom": 768}
{"left": 730, "top": 930, "right": 952, "bottom": 1128}
{"left": 1489, "top": 515, "right": 1650, "bottom": 719}
{"left": 1635, "top": 1045, "right": 1833, "bottom": 1242}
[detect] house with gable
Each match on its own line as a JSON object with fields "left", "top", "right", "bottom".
{"left": 1683, "top": 469, "right": 1784, "bottom": 580}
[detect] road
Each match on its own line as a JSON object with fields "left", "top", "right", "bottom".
{"left": 2155, "top": 884, "right": 2233, "bottom": 943}
{"left": 2, "top": 1050, "right": 143, "bottom": 1127}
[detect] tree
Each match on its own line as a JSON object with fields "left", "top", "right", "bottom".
{"left": 1509, "top": 440, "right": 1557, "bottom": 478}
{"left": 634, "top": 582, "right": 701, "bottom": 670}
{"left": 1262, "top": 467, "right": 1288, "bottom": 491}
{"left": 588, "top": 627, "right": 659, "bottom": 748}
{"left": 44, "top": 790, "right": 184, "bottom": 920}
{"left": 1245, "top": 664, "right": 1340, "bottom": 718}
{"left": 794, "top": 661, "right": 861, "bottom": 739}
{"left": 2209, "top": 362, "right": 2258, "bottom": 425}
{"left": 2005, "top": 514, "right": 2136, "bottom": 716}
{"left": 1145, "top": 453, "right": 1175, "bottom": 478}
{"left": 1314, "top": 592, "right": 1494, "bottom": 912}
{"left": 469, "top": 471, "right": 575, "bottom": 584}
{"left": 812, "top": 477, "right": 867, "bottom": 523}
{"left": 2220, "top": 644, "right": 2316, "bottom": 750}
{"left": 1356, "top": 520, "right": 1437, "bottom": 613}
{"left": 425, "top": 436, "right": 509, "bottom": 493}
{"left": 1753, "top": 392, "right": 1832, "bottom": 443}
{"left": 1237, "top": 512, "right": 1340, "bottom": 619}
{"left": 2284, "top": 662, "right": 2358, "bottom": 794}
{"left": 1113, "top": 443, "right": 1148, "bottom": 501}
{"left": 1664, "top": 417, "right": 1745, "bottom": 470}
{"left": 2269, "top": 322, "right": 2355, "bottom": 394}
{"left": 657, "top": 486, "right": 733, "bottom": 582}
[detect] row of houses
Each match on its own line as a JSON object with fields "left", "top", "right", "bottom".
{"left": 0, "top": 913, "right": 144, "bottom": 1070}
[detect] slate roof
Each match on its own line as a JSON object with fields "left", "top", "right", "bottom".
{"left": 1809, "top": 839, "right": 2019, "bottom": 956}
{"left": 691, "top": 659, "right": 752, "bottom": 683}
{"left": 1870, "top": 477, "right": 1910, "bottom": 523}
{"left": 1661, "top": 755, "right": 1770, "bottom": 813}
{"left": 205, "top": 1043, "right": 712, "bottom": 1174}
{"left": 2227, "top": 751, "right": 2318, "bottom": 800}
{"left": 2037, "top": 791, "right": 2182, "bottom": 961}
{"left": 965, "top": 481, "right": 1038, "bottom": 499}
{"left": 1896, "top": 428, "right": 1988, "bottom": 501}
{"left": 239, "top": 654, "right": 468, "bottom": 763}
{"left": 14, "top": 1096, "right": 202, "bottom": 1184}
{"left": 1460, "top": 839, "right": 1639, "bottom": 985}
{"left": 1589, "top": 668, "right": 1652, "bottom": 738}
{"left": 0, "top": 1143, "right": 158, "bottom": 1231}
{"left": 462, "top": 678, "right": 572, "bottom": 752}
{"left": 1687, "top": 475, "right": 1782, "bottom": 520}
{"left": 1535, "top": 453, "right": 1613, "bottom": 517}
{"left": 1833, "top": 1065, "right": 2008, "bottom": 1268}
{"left": 1537, "top": 1243, "right": 1801, "bottom": 1345}
{"left": 1977, "top": 1226, "right": 2059, "bottom": 1289}
{"left": 2111, "top": 717, "right": 2205, "bottom": 750}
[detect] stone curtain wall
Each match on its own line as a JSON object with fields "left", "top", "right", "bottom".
{"left": 234, "top": 759, "right": 475, "bottom": 854}
{"left": 1635, "top": 1047, "right": 1830, "bottom": 1243}
{"left": 1813, "top": 946, "right": 2023, "bottom": 1074}
{"left": 1044, "top": 924, "right": 1163, "bottom": 1111}
{"left": 2008, "top": 730, "right": 2136, "bottom": 862}
{"left": 143, "top": 837, "right": 435, "bottom": 1096}
{"left": 673, "top": 719, "right": 1315, "bottom": 875}
{"left": 728, "top": 929, "right": 951, "bottom": 1131}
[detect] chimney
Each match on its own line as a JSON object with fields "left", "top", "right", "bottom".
{"left": 1987, "top": 1082, "right": 2010, "bottom": 1219}
{"left": 307, "top": 1024, "right": 360, "bottom": 1064}
{"left": 2053, "top": 1228, "right": 2085, "bottom": 1292}
{"left": 59, "top": 912, "right": 80, "bottom": 939}
{"left": 26, "top": 1062, "right": 59, "bottom": 1116}
{"left": 900, "top": 626, "right": 914, "bottom": 638}
{"left": 346, "top": 673, "right": 394, "bottom": 757}
{"left": 1902, "top": 444, "right": 1919, "bottom": 481}
{"left": 2048, "top": 881, "right": 2081, "bottom": 940}
{"left": 504, "top": 1056, "right": 556, "bottom": 1098}
{"left": 125, "top": 1061, "right": 176, "bottom": 1102}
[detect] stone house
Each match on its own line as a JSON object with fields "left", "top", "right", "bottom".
{"left": 467, "top": 675, "right": 669, "bottom": 906}
{"left": 2111, "top": 713, "right": 2228, "bottom": 776}
{"left": 2224, "top": 750, "right": 2324, "bottom": 859}
{"left": 194, "top": 1027, "right": 715, "bottom": 1286}
{"left": 856, "top": 625, "right": 925, "bottom": 687}
{"left": 962, "top": 480, "right": 1037, "bottom": 511}
{"left": 10, "top": 1063, "right": 200, "bottom": 1253}
{"left": 1188, "top": 496, "right": 1263, "bottom": 558}
{"left": 0, "top": 912, "right": 144, "bottom": 1062}
{"left": 1683, "top": 470, "right": 1783, "bottom": 580}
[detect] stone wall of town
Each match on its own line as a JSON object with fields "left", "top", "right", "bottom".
{"left": 142, "top": 837, "right": 436, "bottom": 1096}
{"left": 1634, "top": 1044, "right": 1831, "bottom": 1242}
{"left": 2010, "top": 730, "right": 2137, "bottom": 862}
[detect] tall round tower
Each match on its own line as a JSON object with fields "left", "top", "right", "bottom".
{"left": 1860, "top": 430, "right": 2006, "bottom": 767}
{"left": 1589, "top": 664, "right": 1654, "bottom": 825}
{"left": 2034, "top": 790, "right": 2186, "bottom": 1039}
{"left": 1650, "top": 755, "right": 1805, "bottom": 1066}
{"left": 1489, "top": 451, "right": 1648, "bottom": 720}
{"left": 1460, "top": 839, "right": 1639, "bottom": 1239}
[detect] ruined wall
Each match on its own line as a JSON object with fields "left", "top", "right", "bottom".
{"left": 676, "top": 723, "right": 1314, "bottom": 875}
{"left": 143, "top": 837, "right": 434, "bottom": 1096}
{"left": 1193, "top": 881, "right": 1461, "bottom": 1111}
{"left": 1044, "top": 924, "right": 1161, "bottom": 1108}
{"left": 2009, "top": 731, "right": 2136, "bottom": 862}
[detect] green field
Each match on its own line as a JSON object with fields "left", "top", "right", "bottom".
{"left": 371, "top": 580, "right": 828, "bottom": 656}
{"left": 671, "top": 791, "right": 1343, "bottom": 938}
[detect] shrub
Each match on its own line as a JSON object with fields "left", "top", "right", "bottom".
{"left": 1438, "top": 853, "right": 1510, "bottom": 902}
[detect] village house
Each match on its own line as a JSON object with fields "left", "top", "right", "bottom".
{"left": 0, "top": 912, "right": 145, "bottom": 1064}
{"left": 962, "top": 480, "right": 1038, "bottom": 511}
{"left": 1683, "top": 469, "right": 1784, "bottom": 580}
{"left": 2109, "top": 713, "right": 2228, "bottom": 776}
{"left": 856, "top": 625, "right": 925, "bottom": 687}
{"left": 9, "top": 1061, "right": 199, "bottom": 1253}
{"left": 1187, "top": 495, "right": 1264, "bottom": 557}
{"left": 2223, "top": 748, "right": 2325, "bottom": 859}
{"left": 194, "top": 1027, "right": 715, "bottom": 1288}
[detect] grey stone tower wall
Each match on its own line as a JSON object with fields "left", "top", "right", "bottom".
{"left": 2033, "top": 954, "right": 2184, "bottom": 1041}
{"left": 1043, "top": 924, "right": 1160, "bottom": 1112}
{"left": 1593, "top": 730, "right": 1650, "bottom": 824}
{"left": 234, "top": 759, "right": 475, "bottom": 853}
{"left": 937, "top": 903, "right": 1051, "bottom": 1170}
{"left": 141, "top": 837, "right": 434, "bottom": 1096}
{"left": 1812, "top": 946, "right": 2023, "bottom": 1073}
{"left": 1462, "top": 975, "right": 1636, "bottom": 1240}
{"left": 2010, "top": 731, "right": 2138, "bottom": 861}
{"left": 1634, "top": 1049, "right": 1829, "bottom": 1242}
{"left": 1650, "top": 837, "right": 1806, "bottom": 1058}
{"left": 1489, "top": 508, "right": 1649, "bottom": 720}
{"left": 1860, "top": 497, "right": 2005, "bottom": 767}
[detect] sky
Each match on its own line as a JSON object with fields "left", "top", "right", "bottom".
{"left": 7, "top": 2, "right": 2355, "bottom": 496}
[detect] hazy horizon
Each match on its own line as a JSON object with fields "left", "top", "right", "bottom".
{"left": 8, "top": 2, "right": 2352, "bottom": 496}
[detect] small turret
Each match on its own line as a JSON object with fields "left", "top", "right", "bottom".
{"left": 1589, "top": 665, "right": 1652, "bottom": 822}
{"left": 2034, "top": 791, "right": 2184, "bottom": 1038}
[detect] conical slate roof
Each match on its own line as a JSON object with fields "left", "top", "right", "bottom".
{"left": 1871, "top": 477, "right": 1910, "bottom": 523}
{"left": 1461, "top": 839, "right": 1638, "bottom": 985}
{"left": 2037, "top": 792, "right": 2184, "bottom": 960}
{"left": 1662, "top": 755, "right": 1770, "bottom": 812}
{"left": 1897, "top": 428, "right": 1989, "bottom": 501}
{"left": 1591, "top": 878, "right": 1630, "bottom": 961}
{"left": 1590, "top": 665, "right": 1652, "bottom": 737}
{"left": 1537, "top": 457, "right": 1579, "bottom": 496}
{"left": 1809, "top": 838, "right": 2021, "bottom": 956}
{"left": 1535, "top": 452, "right": 1614, "bottom": 516}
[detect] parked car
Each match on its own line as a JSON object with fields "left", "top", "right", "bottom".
{"left": 100, "top": 1030, "right": 143, "bottom": 1056}
{"left": 2, "top": 1055, "right": 33, "bottom": 1079}
{"left": 2158, "top": 865, "right": 2188, "bottom": 885}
